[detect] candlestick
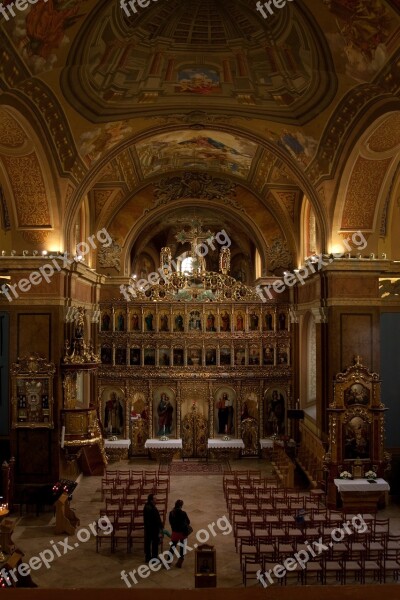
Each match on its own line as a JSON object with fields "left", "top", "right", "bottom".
{"left": 61, "top": 426, "right": 65, "bottom": 449}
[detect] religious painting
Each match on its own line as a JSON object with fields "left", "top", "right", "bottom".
{"left": 173, "top": 312, "right": 185, "bottom": 332}
{"left": 159, "top": 347, "right": 171, "bottom": 367}
{"left": 220, "top": 346, "right": 231, "bottom": 366}
{"left": 153, "top": 387, "right": 176, "bottom": 438}
{"left": 188, "top": 347, "right": 202, "bottom": 366}
{"left": 144, "top": 311, "right": 155, "bottom": 332}
{"left": 115, "top": 348, "right": 126, "bottom": 366}
{"left": 234, "top": 310, "right": 245, "bottom": 332}
{"left": 344, "top": 416, "right": 370, "bottom": 459}
{"left": 278, "top": 311, "right": 287, "bottom": 330}
{"left": 135, "top": 130, "right": 258, "bottom": 179}
{"left": 12, "top": 355, "right": 55, "bottom": 429}
{"left": 215, "top": 387, "right": 236, "bottom": 437}
{"left": 175, "top": 67, "right": 221, "bottom": 94}
{"left": 173, "top": 347, "right": 184, "bottom": 367}
{"left": 115, "top": 310, "right": 126, "bottom": 332}
{"left": 144, "top": 347, "right": 156, "bottom": 366}
{"left": 101, "top": 309, "right": 112, "bottom": 332}
{"left": 159, "top": 311, "right": 170, "bottom": 332}
{"left": 263, "top": 345, "right": 275, "bottom": 366}
{"left": 249, "top": 345, "right": 260, "bottom": 366}
{"left": 205, "top": 348, "right": 217, "bottom": 366}
{"left": 264, "top": 388, "right": 286, "bottom": 436}
{"left": 220, "top": 309, "right": 231, "bottom": 332}
{"left": 344, "top": 383, "right": 370, "bottom": 406}
{"left": 249, "top": 309, "right": 260, "bottom": 331}
{"left": 263, "top": 310, "right": 274, "bottom": 331}
{"left": 130, "top": 348, "right": 141, "bottom": 367}
{"left": 101, "top": 347, "right": 112, "bottom": 365}
{"left": 134, "top": 253, "right": 155, "bottom": 281}
{"left": 278, "top": 346, "right": 288, "bottom": 365}
{"left": 241, "top": 392, "right": 258, "bottom": 421}
{"left": 205, "top": 311, "right": 217, "bottom": 332}
{"left": 234, "top": 346, "right": 246, "bottom": 366}
{"left": 130, "top": 312, "right": 141, "bottom": 332}
{"left": 324, "top": 0, "right": 394, "bottom": 81}
{"left": 101, "top": 387, "right": 125, "bottom": 437}
{"left": 189, "top": 310, "right": 202, "bottom": 332}
{"left": 130, "top": 392, "right": 149, "bottom": 455}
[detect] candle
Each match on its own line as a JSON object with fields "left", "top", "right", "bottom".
{"left": 61, "top": 426, "right": 65, "bottom": 449}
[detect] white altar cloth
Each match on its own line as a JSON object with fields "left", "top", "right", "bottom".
{"left": 207, "top": 439, "right": 245, "bottom": 449}
{"left": 260, "top": 438, "right": 274, "bottom": 449}
{"left": 145, "top": 439, "right": 183, "bottom": 449}
{"left": 104, "top": 439, "right": 131, "bottom": 449}
{"left": 334, "top": 478, "right": 390, "bottom": 493}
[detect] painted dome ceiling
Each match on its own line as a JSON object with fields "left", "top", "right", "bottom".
{"left": 61, "top": 0, "right": 336, "bottom": 123}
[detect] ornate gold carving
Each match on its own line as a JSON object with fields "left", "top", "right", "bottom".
{"left": 3, "top": 153, "right": 51, "bottom": 227}
{"left": 240, "top": 418, "right": 259, "bottom": 456}
{"left": 98, "top": 239, "right": 122, "bottom": 271}
{"left": 265, "top": 238, "right": 293, "bottom": 272}
{"left": 182, "top": 403, "right": 208, "bottom": 458}
{"left": 152, "top": 173, "right": 237, "bottom": 205}
{"left": 341, "top": 157, "right": 392, "bottom": 230}
{"left": 21, "top": 230, "right": 50, "bottom": 245}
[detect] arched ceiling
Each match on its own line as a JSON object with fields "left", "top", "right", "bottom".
{"left": 0, "top": 0, "right": 399, "bottom": 266}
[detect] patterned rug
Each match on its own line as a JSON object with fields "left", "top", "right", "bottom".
{"left": 166, "top": 460, "right": 230, "bottom": 475}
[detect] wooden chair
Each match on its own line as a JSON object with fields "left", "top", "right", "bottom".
{"left": 95, "top": 520, "right": 113, "bottom": 553}
{"left": 242, "top": 554, "right": 263, "bottom": 587}
{"left": 112, "top": 520, "right": 131, "bottom": 553}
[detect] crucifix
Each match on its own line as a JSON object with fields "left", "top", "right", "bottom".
{"left": 175, "top": 219, "right": 214, "bottom": 274}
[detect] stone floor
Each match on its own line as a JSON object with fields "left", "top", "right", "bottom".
{"left": 5, "top": 458, "right": 400, "bottom": 589}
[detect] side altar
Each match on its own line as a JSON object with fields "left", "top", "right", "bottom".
{"left": 324, "top": 356, "right": 390, "bottom": 510}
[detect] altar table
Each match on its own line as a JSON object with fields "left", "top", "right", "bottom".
{"left": 104, "top": 439, "right": 131, "bottom": 461}
{"left": 145, "top": 439, "right": 183, "bottom": 462}
{"left": 334, "top": 478, "right": 390, "bottom": 512}
{"left": 207, "top": 439, "right": 244, "bottom": 460}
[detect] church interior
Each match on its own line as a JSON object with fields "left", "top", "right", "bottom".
{"left": 0, "top": 0, "right": 400, "bottom": 597}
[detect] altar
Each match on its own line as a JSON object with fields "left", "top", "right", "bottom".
{"left": 207, "top": 438, "right": 244, "bottom": 460}
{"left": 144, "top": 439, "right": 183, "bottom": 462}
{"left": 104, "top": 439, "right": 131, "bottom": 461}
{"left": 334, "top": 478, "right": 390, "bottom": 512}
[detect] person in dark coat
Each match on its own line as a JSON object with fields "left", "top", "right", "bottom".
{"left": 143, "top": 494, "right": 163, "bottom": 563}
{"left": 169, "top": 499, "right": 191, "bottom": 568}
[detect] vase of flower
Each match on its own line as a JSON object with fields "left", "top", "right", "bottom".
{"left": 365, "top": 470, "right": 377, "bottom": 482}
{"left": 339, "top": 470, "right": 353, "bottom": 480}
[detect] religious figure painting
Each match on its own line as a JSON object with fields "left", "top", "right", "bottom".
{"left": 115, "top": 348, "right": 126, "bottom": 366}
{"left": 249, "top": 345, "right": 260, "bottom": 366}
{"left": 263, "top": 345, "right": 275, "bottom": 366}
{"left": 344, "top": 416, "right": 370, "bottom": 459}
{"left": 115, "top": 310, "right": 126, "bottom": 332}
{"left": 174, "top": 312, "right": 185, "bottom": 332}
{"left": 101, "top": 310, "right": 111, "bottom": 331}
{"left": 131, "top": 312, "right": 140, "bottom": 331}
{"left": 176, "top": 67, "right": 221, "bottom": 94}
{"left": 101, "top": 347, "right": 112, "bottom": 365}
{"left": 215, "top": 387, "right": 236, "bottom": 437}
{"left": 235, "top": 347, "right": 246, "bottom": 366}
{"left": 264, "top": 311, "right": 274, "bottom": 331}
{"left": 159, "top": 348, "right": 170, "bottom": 366}
{"left": 241, "top": 392, "right": 258, "bottom": 421}
{"left": 220, "top": 346, "right": 231, "bottom": 366}
{"left": 159, "top": 312, "right": 170, "bottom": 332}
{"left": 144, "top": 312, "right": 154, "bottom": 332}
{"left": 206, "top": 312, "right": 216, "bottom": 332}
{"left": 278, "top": 347, "right": 288, "bottom": 365}
{"left": 130, "top": 348, "right": 141, "bottom": 366}
{"left": 205, "top": 348, "right": 217, "bottom": 366}
{"left": 102, "top": 387, "right": 125, "bottom": 437}
{"left": 344, "top": 383, "right": 370, "bottom": 406}
{"left": 264, "top": 388, "right": 286, "bottom": 436}
{"left": 173, "top": 347, "right": 184, "bottom": 366}
{"left": 220, "top": 310, "right": 230, "bottom": 332}
{"left": 249, "top": 311, "right": 259, "bottom": 331}
{"left": 144, "top": 348, "right": 156, "bottom": 365}
{"left": 153, "top": 388, "right": 176, "bottom": 438}
{"left": 189, "top": 310, "right": 202, "bottom": 331}
{"left": 235, "top": 311, "right": 245, "bottom": 332}
{"left": 135, "top": 130, "right": 258, "bottom": 179}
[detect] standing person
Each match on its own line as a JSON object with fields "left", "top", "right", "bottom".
{"left": 143, "top": 494, "right": 163, "bottom": 563}
{"left": 169, "top": 499, "right": 191, "bottom": 568}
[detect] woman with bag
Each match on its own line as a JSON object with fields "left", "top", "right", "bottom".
{"left": 168, "top": 499, "right": 192, "bottom": 568}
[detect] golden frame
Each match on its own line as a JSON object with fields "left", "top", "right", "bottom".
{"left": 11, "top": 354, "right": 56, "bottom": 429}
